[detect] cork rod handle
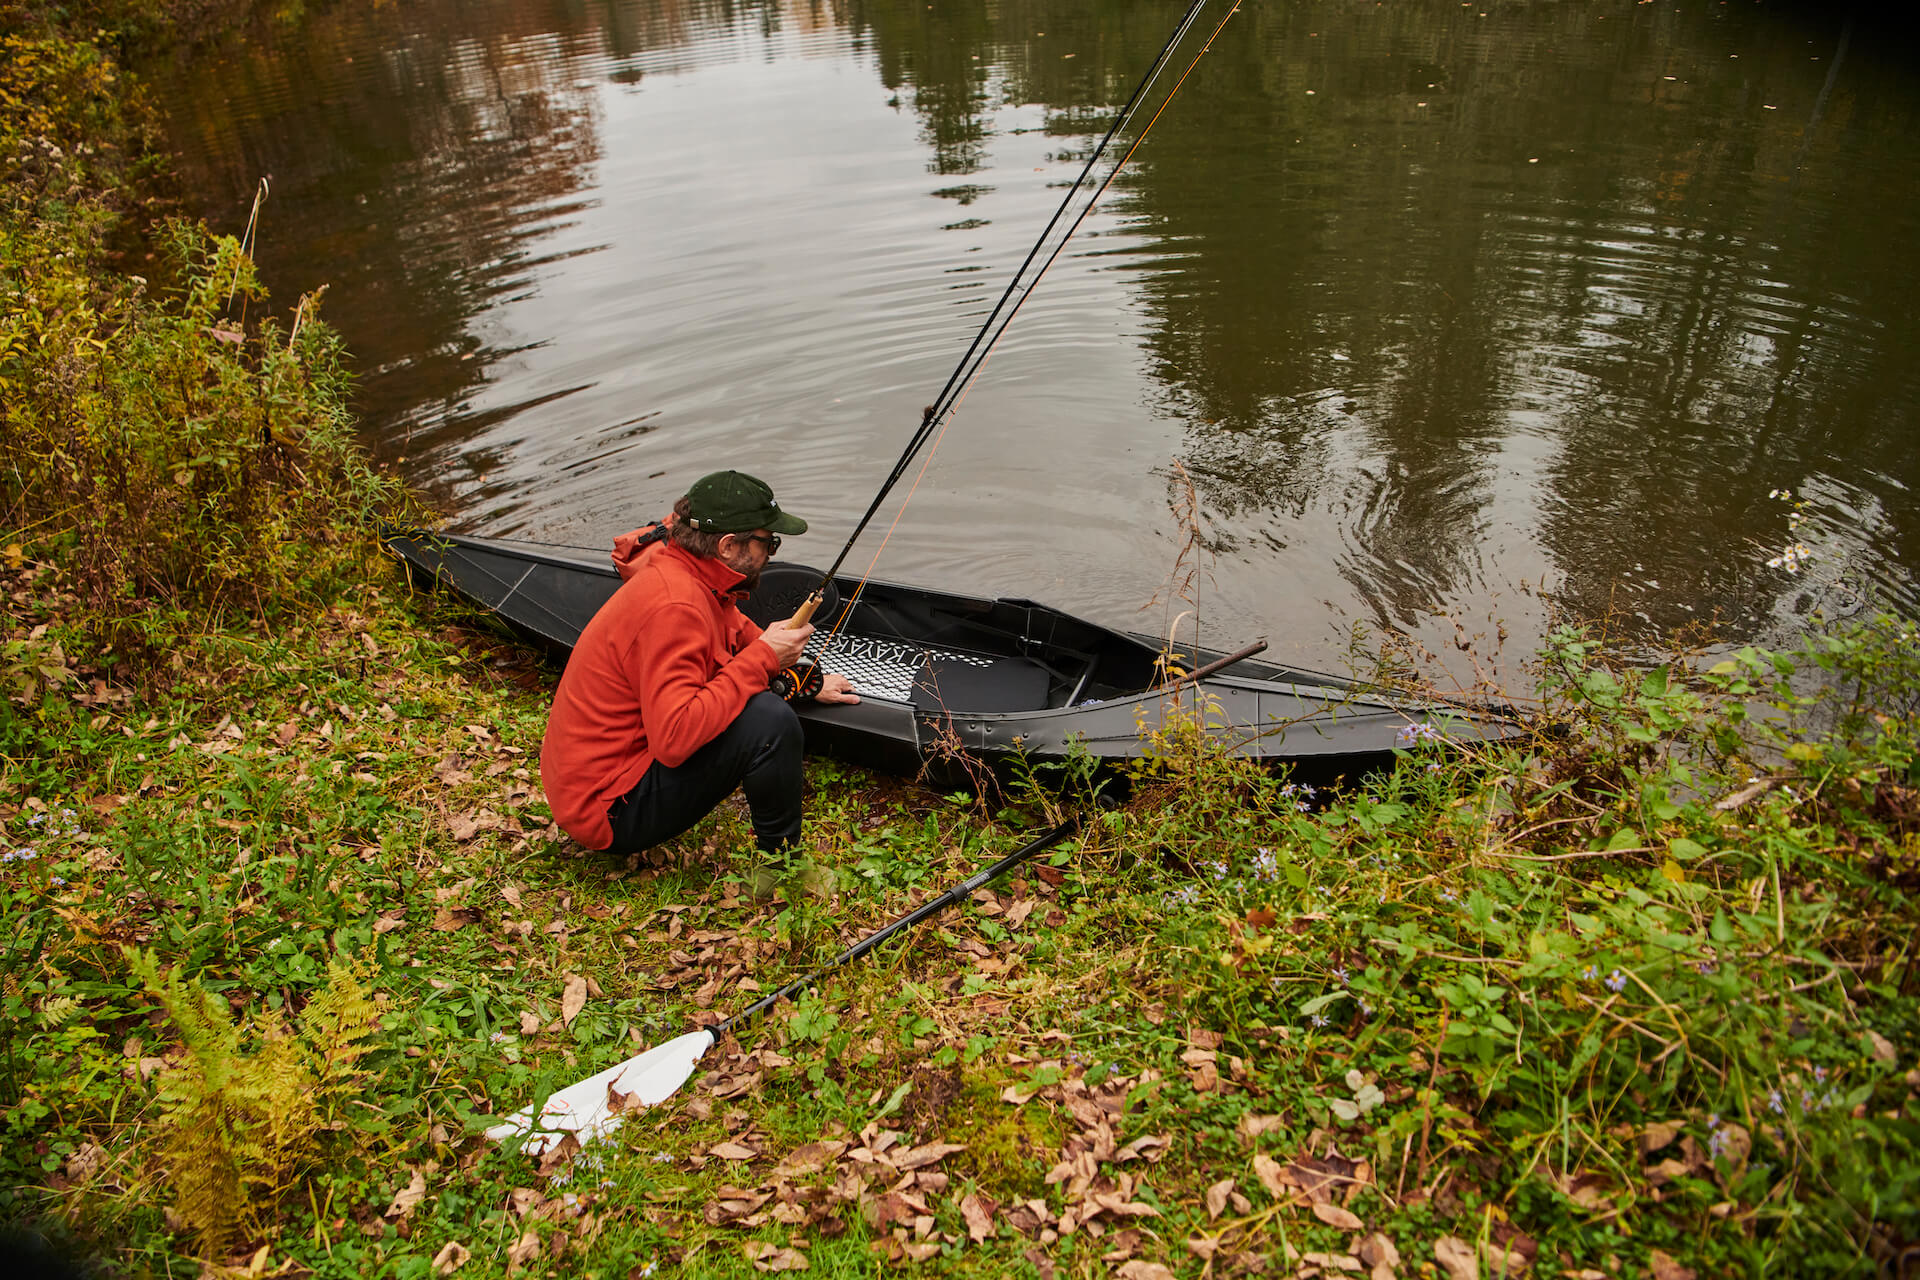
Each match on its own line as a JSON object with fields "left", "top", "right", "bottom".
{"left": 786, "top": 593, "right": 822, "bottom": 628}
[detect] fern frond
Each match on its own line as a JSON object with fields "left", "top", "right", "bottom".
{"left": 127, "top": 946, "right": 394, "bottom": 1263}
{"left": 37, "top": 995, "right": 81, "bottom": 1028}
{"left": 298, "top": 956, "right": 384, "bottom": 1096}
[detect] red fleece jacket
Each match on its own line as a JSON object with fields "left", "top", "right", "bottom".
{"left": 539, "top": 536, "right": 777, "bottom": 850}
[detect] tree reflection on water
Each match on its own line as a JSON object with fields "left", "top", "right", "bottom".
{"left": 149, "top": 0, "right": 1920, "bottom": 660}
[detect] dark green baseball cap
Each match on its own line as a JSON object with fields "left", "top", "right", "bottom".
{"left": 683, "top": 470, "right": 809, "bottom": 536}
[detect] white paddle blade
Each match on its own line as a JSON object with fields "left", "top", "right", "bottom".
{"left": 484, "top": 1030, "right": 715, "bottom": 1155}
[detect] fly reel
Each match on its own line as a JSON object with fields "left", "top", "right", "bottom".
{"left": 770, "top": 656, "right": 824, "bottom": 703}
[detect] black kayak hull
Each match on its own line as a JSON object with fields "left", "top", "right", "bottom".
{"left": 383, "top": 529, "right": 1523, "bottom": 779}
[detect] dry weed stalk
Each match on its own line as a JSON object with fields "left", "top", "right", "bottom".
{"left": 1144, "top": 459, "right": 1215, "bottom": 684}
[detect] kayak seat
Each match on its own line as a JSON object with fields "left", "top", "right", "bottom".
{"left": 806, "top": 633, "right": 1051, "bottom": 710}
{"left": 910, "top": 656, "right": 1052, "bottom": 715}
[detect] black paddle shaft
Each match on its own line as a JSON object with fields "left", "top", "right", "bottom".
{"left": 715, "top": 818, "right": 1080, "bottom": 1038}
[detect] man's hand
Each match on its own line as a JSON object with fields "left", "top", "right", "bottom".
{"left": 758, "top": 620, "right": 813, "bottom": 666}
{"left": 815, "top": 672, "right": 860, "bottom": 705}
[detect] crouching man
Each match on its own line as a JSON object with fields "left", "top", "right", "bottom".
{"left": 538, "top": 471, "right": 858, "bottom": 864}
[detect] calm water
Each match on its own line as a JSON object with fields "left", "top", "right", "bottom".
{"left": 146, "top": 0, "right": 1920, "bottom": 683}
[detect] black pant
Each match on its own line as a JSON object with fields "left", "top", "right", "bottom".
{"left": 605, "top": 692, "right": 803, "bottom": 857}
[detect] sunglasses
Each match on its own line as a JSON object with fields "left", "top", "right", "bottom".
{"left": 744, "top": 533, "right": 781, "bottom": 556}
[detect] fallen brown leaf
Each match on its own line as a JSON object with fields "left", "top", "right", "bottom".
{"left": 1645, "top": 1157, "right": 1693, "bottom": 1185}
{"left": 505, "top": 1229, "right": 541, "bottom": 1273}
{"left": 708, "top": 1141, "right": 758, "bottom": 1161}
{"left": 1312, "top": 1200, "right": 1364, "bottom": 1231}
{"left": 430, "top": 1241, "right": 469, "bottom": 1275}
{"left": 1252, "top": 1152, "right": 1290, "bottom": 1200}
{"left": 561, "top": 975, "right": 588, "bottom": 1028}
{"left": 1641, "top": 1121, "right": 1682, "bottom": 1154}
{"left": 1432, "top": 1236, "right": 1477, "bottom": 1280}
{"left": 893, "top": 1142, "right": 966, "bottom": 1170}
{"left": 1100, "top": 1228, "right": 1144, "bottom": 1262}
{"left": 1205, "top": 1176, "right": 1235, "bottom": 1220}
{"left": 1550, "top": 1168, "right": 1613, "bottom": 1210}
{"left": 385, "top": 1166, "right": 429, "bottom": 1218}
{"left": 1708, "top": 1123, "right": 1751, "bottom": 1180}
{"left": 1116, "top": 1134, "right": 1168, "bottom": 1163}
{"left": 1283, "top": 1151, "right": 1365, "bottom": 1202}
{"left": 533, "top": 1132, "right": 582, "bottom": 1179}
{"left": 1237, "top": 1112, "right": 1287, "bottom": 1142}
{"left": 63, "top": 1143, "right": 105, "bottom": 1184}
{"left": 433, "top": 906, "right": 484, "bottom": 931}
{"left": 1485, "top": 1244, "right": 1530, "bottom": 1276}
{"left": 1649, "top": 1250, "right": 1696, "bottom": 1280}
{"left": 1357, "top": 1231, "right": 1400, "bottom": 1279}
{"left": 959, "top": 1192, "right": 996, "bottom": 1243}
{"left": 774, "top": 1140, "right": 846, "bottom": 1177}
{"left": 743, "top": 1241, "right": 810, "bottom": 1272}
{"left": 1115, "top": 1263, "right": 1176, "bottom": 1280}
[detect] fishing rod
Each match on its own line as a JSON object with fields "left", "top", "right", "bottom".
{"left": 784, "top": 0, "right": 1235, "bottom": 629}
{"left": 487, "top": 817, "right": 1080, "bottom": 1154}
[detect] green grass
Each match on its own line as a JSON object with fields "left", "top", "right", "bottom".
{"left": 3, "top": 553, "right": 1917, "bottom": 1278}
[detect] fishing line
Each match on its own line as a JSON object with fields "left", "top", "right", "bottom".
{"left": 911, "top": 0, "right": 1243, "bottom": 485}
{"left": 857, "top": 0, "right": 1215, "bottom": 503}
{"left": 809, "top": 0, "right": 1243, "bottom": 658}
{"left": 803, "top": 0, "right": 1227, "bottom": 604}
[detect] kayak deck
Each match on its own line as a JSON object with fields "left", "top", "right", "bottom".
{"left": 383, "top": 528, "right": 1524, "bottom": 772}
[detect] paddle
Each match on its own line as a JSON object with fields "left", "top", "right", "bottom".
{"left": 1160, "top": 639, "right": 1269, "bottom": 691}
{"left": 487, "top": 818, "right": 1080, "bottom": 1155}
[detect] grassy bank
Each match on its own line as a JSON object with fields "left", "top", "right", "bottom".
{"left": 6, "top": 545, "right": 1920, "bottom": 1279}
{"left": 4, "top": 4, "right": 1919, "bottom": 1279}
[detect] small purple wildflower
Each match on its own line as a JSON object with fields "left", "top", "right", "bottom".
{"left": 1396, "top": 721, "right": 1443, "bottom": 748}
{"left": 1331, "top": 967, "right": 1349, "bottom": 984}
{"left": 1251, "top": 847, "right": 1280, "bottom": 880}
{"left": 1605, "top": 969, "right": 1627, "bottom": 993}
{"left": 1767, "top": 1089, "right": 1784, "bottom": 1115}
{"left": 1582, "top": 965, "right": 1598, "bottom": 981}
{"left": 1309, "top": 1013, "right": 1329, "bottom": 1028}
